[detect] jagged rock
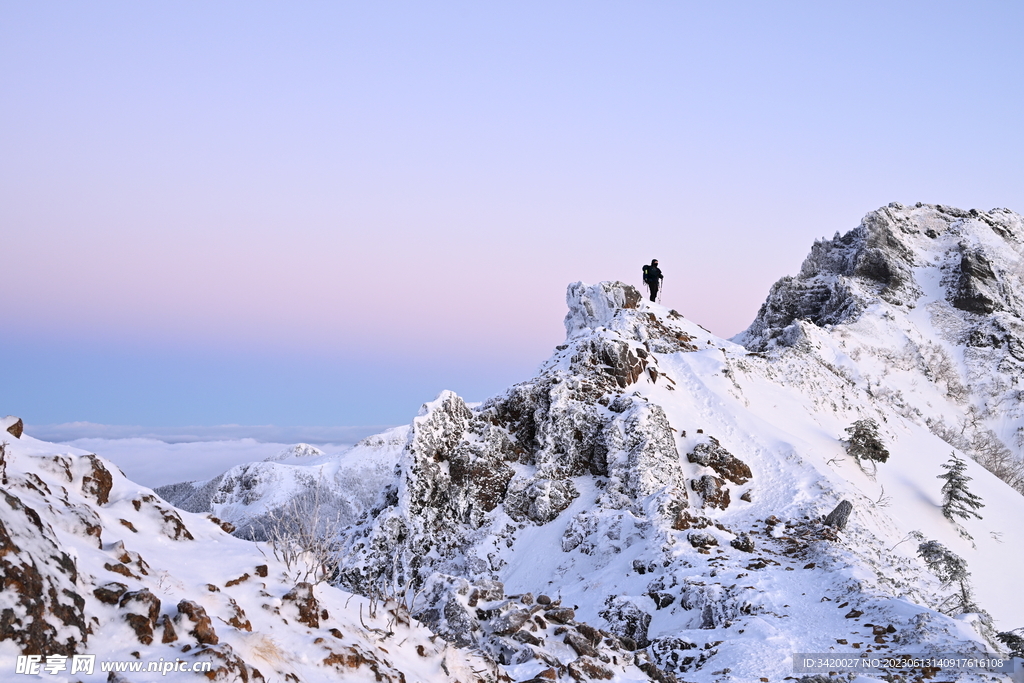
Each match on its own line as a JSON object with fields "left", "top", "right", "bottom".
{"left": 156, "top": 505, "right": 194, "bottom": 540}
{"left": 648, "top": 591, "right": 675, "bottom": 610}
{"left": 197, "top": 642, "right": 265, "bottom": 683}
{"left": 506, "top": 477, "right": 578, "bottom": 524}
{"left": 80, "top": 455, "right": 113, "bottom": 506}
{"left": 0, "top": 490, "right": 88, "bottom": 656}
{"left": 730, "top": 533, "right": 755, "bottom": 553}
{"left": 120, "top": 589, "right": 161, "bottom": 645}
{"left": 737, "top": 205, "right": 926, "bottom": 350}
{"left": 952, "top": 246, "right": 1001, "bottom": 313}
{"left": 564, "top": 281, "right": 642, "bottom": 334}
{"left": 671, "top": 509, "right": 710, "bottom": 531}
{"left": 175, "top": 599, "right": 219, "bottom": 645}
{"left": 599, "top": 597, "right": 650, "bottom": 649}
{"left": 94, "top": 582, "right": 128, "bottom": 605}
{"left": 568, "top": 656, "right": 613, "bottom": 680}
{"left": 564, "top": 630, "right": 600, "bottom": 658}
{"left": 572, "top": 337, "right": 647, "bottom": 389}
{"left": 159, "top": 614, "right": 178, "bottom": 643}
{"left": 690, "top": 475, "right": 730, "bottom": 509}
{"left": 545, "top": 606, "right": 575, "bottom": 624}
{"left": 226, "top": 597, "right": 252, "bottom": 631}
{"left": 651, "top": 637, "right": 702, "bottom": 676}
{"left": 2, "top": 416, "right": 23, "bottom": 439}
{"left": 638, "top": 661, "right": 679, "bottom": 683}
{"left": 282, "top": 582, "right": 320, "bottom": 628}
{"left": 824, "top": 500, "right": 853, "bottom": 530}
{"left": 679, "top": 582, "right": 756, "bottom": 629}
{"left": 411, "top": 575, "right": 477, "bottom": 647}
{"left": 468, "top": 579, "right": 504, "bottom": 606}
{"left": 687, "top": 531, "right": 718, "bottom": 549}
{"left": 491, "top": 607, "right": 531, "bottom": 635}
{"left": 687, "top": 438, "right": 752, "bottom": 485}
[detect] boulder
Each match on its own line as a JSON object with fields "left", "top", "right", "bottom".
{"left": 824, "top": 500, "right": 853, "bottom": 530}
{"left": 1, "top": 416, "right": 23, "bottom": 439}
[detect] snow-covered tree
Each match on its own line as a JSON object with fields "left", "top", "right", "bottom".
{"left": 938, "top": 452, "right": 984, "bottom": 521}
{"left": 844, "top": 418, "right": 889, "bottom": 464}
{"left": 918, "top": 540, "right": 979, "bottom": 614}
{"left": 997, "top": 629, "right": 1024, "bottom": 659}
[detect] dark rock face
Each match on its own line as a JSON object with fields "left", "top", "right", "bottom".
{"left": 283, "top": 583, "right": 320, "bottom": 628}
{"left": 599, "top": 596, "right": 651, "bottom": 649}
{"left": 687, "top": 439, "right": 752, "bottom": 485}
{"left": 175, "top": 599, "right": 219, "bottom": 645}
{"left": 737, "top": 203, "right": 1024, "bottom": 352}
{"left": 0, "top": 490, "right": 88, "bottom": 656}
{"left": 951, "top": 247, "right": 1000, "bottom": 314}
{"left": 121, "top": 589, "right": 161, "bottom": 645}
{"left": 3, "top": 416, "right": 23, "bottom": 439}
{"left": 573, "top": 337, "right": 647, "bottom": 389}
{"left": 80, "top": 455, "right": 113, "bottom": 506}
{"left": 94, "top": 582, "right": 128, "bottom": 605}
{"left": 691, "top": 475, "right": 730, "bottom": 509}
{"left": 730, "top": 533, "right": 755, "bottom": 553}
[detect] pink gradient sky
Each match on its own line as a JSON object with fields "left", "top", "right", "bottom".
{"left": 3, "top": 2, "right": 1023, "bottom": 431}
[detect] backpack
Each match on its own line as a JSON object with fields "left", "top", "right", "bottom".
{"left": 642, "top": 264, "right": 651, "bottom": 283}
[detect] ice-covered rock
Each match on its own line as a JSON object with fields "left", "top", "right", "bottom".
{"left": 0, "top": 436, "right": 508, "bottom": 682}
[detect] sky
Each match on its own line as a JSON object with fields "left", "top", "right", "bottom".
{"left": 3, "top": 1, "right": 1024, "bottom": 436}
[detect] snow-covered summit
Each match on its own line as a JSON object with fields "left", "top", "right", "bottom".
{"left": 737, "top": 202, "right": 1023, "bottom": 349}
{"left": 735, "top": 202, "right": 1024, "bottom": 495}
{"left": 262, "top": 443, "right": 325, "bottom": 462}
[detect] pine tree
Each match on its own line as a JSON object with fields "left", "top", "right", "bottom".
{"left": 844, "top": 418, "right": 889, "bottom": 463}
{"left": 997, "top": 629, "right": 1024, "bottom": 659}
{"left": 938, "top": 452, "right": 984, "bottom": 521}
{"left": 918, "top": 540, "right": 978, "bottom": 614}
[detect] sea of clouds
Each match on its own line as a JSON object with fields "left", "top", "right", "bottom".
{"left": 25, "top": 423, "right": 392, "bottom": 488}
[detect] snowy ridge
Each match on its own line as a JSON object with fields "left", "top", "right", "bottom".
{"left": 736, "top": 202, "right": 1024, "bottom": 494}
{"left": 155, "top": 426, "right": 409, "bottom": 539}
{"left": 0, "top": 435, "right": 502, "bottom": 682}
{"left": 7, "top": 202, "right": 1024, "bottom": 682}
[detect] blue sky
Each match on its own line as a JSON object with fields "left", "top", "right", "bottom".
{"left": 3, "top": 1, "right": 1023, "bottom": 435}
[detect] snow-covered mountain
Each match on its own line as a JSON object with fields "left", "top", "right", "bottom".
{"left": 736, "top": 202, "right": 1024, "bottom": 494}
{"left": 0, "top": 433, "right": 507, "bottom": 683}
{"left": 6, "top": 202, "right": 1024, "bottom": 682}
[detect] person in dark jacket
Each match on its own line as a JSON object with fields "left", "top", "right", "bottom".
{"left": 642, "top": 259, "right": 663, "bottom": 302}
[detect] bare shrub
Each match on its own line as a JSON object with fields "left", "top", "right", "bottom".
{"left": 928, "top": 417, "right": 1024, "bottom": 495}
{"left": 259, "top": 475, "right": 344, "bottom": 585}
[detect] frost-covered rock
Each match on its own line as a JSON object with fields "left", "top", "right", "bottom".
{"left": 0, "top": 436, "right": 509, "bottom": 682}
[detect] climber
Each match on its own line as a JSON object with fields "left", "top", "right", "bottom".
{"left": 642, "top": 259, "right": 663, "bottom": 302}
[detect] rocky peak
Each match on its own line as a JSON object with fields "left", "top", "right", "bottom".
{"left": 737, "top": 202, "right": 1024, "bottom": 351}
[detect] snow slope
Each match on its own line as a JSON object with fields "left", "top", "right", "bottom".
{"left": 0, "top": 434, "right": 505, "bottom": 682}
